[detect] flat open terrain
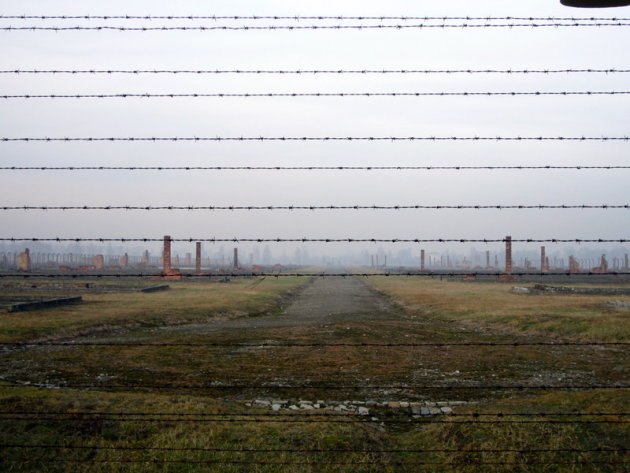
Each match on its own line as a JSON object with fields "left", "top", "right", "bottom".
{"left": 0, "top": 273, "right": 628, "bottom": 472}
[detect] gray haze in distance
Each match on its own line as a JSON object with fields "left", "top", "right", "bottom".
{"left": 0, "top": 0, "right": 628, "bottom": 266}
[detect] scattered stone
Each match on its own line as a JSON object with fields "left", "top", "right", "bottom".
{"left": 399, "top": 402, "right": 409, "bottom": 408}
{"left": 358, "top": 407, "right": 369, "bottom": 416}
{"left": 441, "top": 407, "right": 453, "bottom": 414}
{"left": 429, "top": 407, "right": 442, "bottom": 415}
{"left": 388, "top": 402, "right": 401, "bottom": 408}
{"left": 608, "top": 300, "right": 630, "bottom": 311}
{"left": 289, "top": 405, "right": 299, "bottom": 410}
{"left": 272, "top": 404, "right": 281, "bottom": 411}
{"left": 511, "top": 286, "right": 531, "bottom": 294}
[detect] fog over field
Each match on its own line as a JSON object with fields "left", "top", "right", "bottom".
{"left": 1, "top": 0, "right": 628, "bottom": 265}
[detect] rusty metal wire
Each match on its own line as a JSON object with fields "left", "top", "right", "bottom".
{"left": 2, "top": 381, "right": 628, "bottom": 391}
{"left": 2, "top": 15, "right": 629, "bottom": 21}
{"left": 1, "top": 238, "right": 628, "bottom": 243}
{"left": 4, "top": 90, "right": 629, "bottom": 99}
{"left": 0, "top": 272, "right": 628, "bottom": 278}
{"left": 1, "top": 416, "right": 627, "bottom": 424}
{"left": 2, "top": 68, "right": 628, "bottom": 75}
{"left": 2, "top": 205, "right": 628, "bottom": 211}
{"left": 8, "top": 458, "right": 630, "bottom": 467}
{"left": 2, "top": 23, "right": 630, "bottom": 31}
{"left": 1, "top": 166, "right": 629, "bottom": 171}
{"left": 3, "top": 135, "right": 628, "bottom": 142}
{"left": 4, "top": 341, "right": 627, "bottom": 347}
{"left": 2, "top": 443, "right": 626, "bottom": 454}
{"left": 4, "top": 410, "right": 628, "bottom": 418}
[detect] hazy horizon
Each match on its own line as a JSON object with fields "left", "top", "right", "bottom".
{"left": 1, "top": 0, "right": 628, "bottom": 264}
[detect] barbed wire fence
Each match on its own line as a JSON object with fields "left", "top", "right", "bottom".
{"left": 1, "top": 10, "right": 629, "bottom": 471}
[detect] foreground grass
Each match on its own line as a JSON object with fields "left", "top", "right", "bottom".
{"left": 364, "top": 277, "right": 630, "bottom": 342}
{"left": 0, "top": 277, "right": 310, "bottom": 342}
{"left": 1, "top": 276, "right": 627, "bottom": 472}
{"left": 0, "top": 386, "right": 627, "bottom": 473}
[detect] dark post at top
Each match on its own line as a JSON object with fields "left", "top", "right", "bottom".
{"left": 561, "top": 0, "right": 630, "bottom": 7}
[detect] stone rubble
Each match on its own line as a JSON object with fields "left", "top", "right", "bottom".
{"left": 243, "top": 399, "right": 474, "bottom": 418}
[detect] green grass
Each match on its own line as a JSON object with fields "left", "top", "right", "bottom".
{"left": 1, "top": 276, "right": 627, "bottom": 472}
{"left": 1, "top": 386, "right": 627, "bottom": 473}
{"left": 0, "top": 386, "right": 394, "bottom": 473}
{"left": 0, "top": 277, "right": 310, "bottom": 343}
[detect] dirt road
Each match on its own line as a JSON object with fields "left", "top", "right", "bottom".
{"left": 146, "top": 275, "right": 397, "bottom": 337}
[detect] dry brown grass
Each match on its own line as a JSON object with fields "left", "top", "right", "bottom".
{"left": 364, "top": 277, "right": 630, "bottom": 342}
{"left": 0, "top": 277, "right": 309, "bottom": 342}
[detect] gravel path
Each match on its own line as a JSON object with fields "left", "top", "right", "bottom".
{"left": 145, "top": 275, "right": 397, "bottom": 336}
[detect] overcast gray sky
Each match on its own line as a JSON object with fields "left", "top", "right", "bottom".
{"left": 1, "top": 0, "right": 628, "bottom": 263}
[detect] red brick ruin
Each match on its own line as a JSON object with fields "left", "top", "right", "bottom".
{"left": 420, "top": 249, "right": 425, "bottom": 272}
{"left": 93, "top": 255, "right": 104, "bottom": 270}
{"left": 497, "top": 236, "right": 516, "bottom": 281}
{"left": 160, "top": 235, "right": 182, "bottom": 279}
{"left": 540, "top": 246, "right": 549, "bottom": 272}
{"left": 505, "top": 236, "right": 512, "bottom": 274}
{"left": 195, "top": 242, "right": 202, "bottom": 274}
{"left": 569, "top": 255, "right": 581, "bottom": 274}
{"left": 593, "top": 254, "right": 609, "bottom": 274}
{"left": 119, "top": 253, "right": 129, "bottom": 268}
{"left": 233, "top": 248, "right": 239, "bottom": 270}
{"left": 17, "top": 248, "right": 31, "bottom": 272}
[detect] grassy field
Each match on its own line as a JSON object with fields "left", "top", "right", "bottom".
{"left": 364, "top": 276, "right": 630, "bottom": 342}
{"left": 0, "top": 276, "right": 309, "bottom": 343}
{"left": 0, "top": 275, "right": 628, "bottom": 472}
{"left": 1, "top": 386, "right": 627, "bottom": 473}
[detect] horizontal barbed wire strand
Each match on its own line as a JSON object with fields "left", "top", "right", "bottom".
{"left": 2, "top": 15, "right": 630, "bottom": 21}
{"left": 2, "top": 68, "right": 628, "bottom": 75}
{"left": 2, "top": 382, "right": 627, "bottom": 390}
{"left": 2, "top": 238, "right": 628, "bottom": 243}
{"left": 8, "top": 459, "right": 630, "bottom": 467}
{"left": 2, "top": 444, "right": 626, "bottom": 454}
{"left": 2, "top": 12, "right": 628, "bottom": 464}
{"left": 4, "top": 411, "right": 628, "bottom": 418}
{"left": 2, "top": 205, "right": 628, "bottom": 211}
{"left": 3, "top": 135, "right": 628, "bottom": 142}
{"left": 3, "top": 23, "right": 630, "bottom": 31}
{"left": 2, "top": 165, "right": 630, "bottom": 171}
{"left": 1, "top": 272, "right": 628, "bottom": 278}
{"left": 0, "top": 416, "right": 627, "bottom": 424}
{"left": 4, "top": 90, "right": 630, "bottom": 99}
{"left": 3, "top": 342, "right": 627, "bottom": 347}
